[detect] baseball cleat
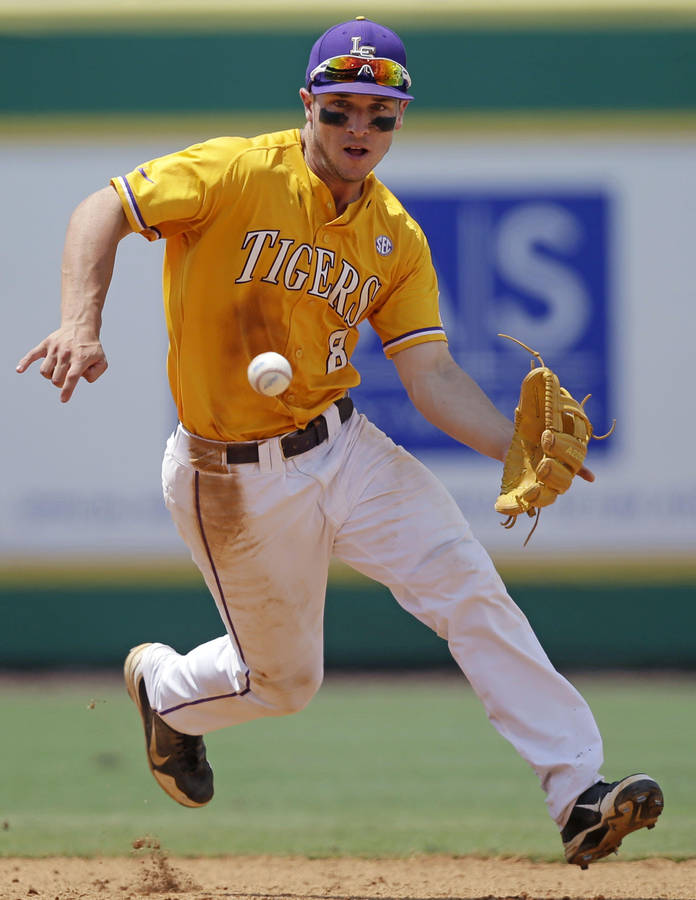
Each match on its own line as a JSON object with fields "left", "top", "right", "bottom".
{"left": 562, "top": 774, "right": 663, "bottom": 869}
{"left": 124, "top": 643, "right": 214, "bottom": 808}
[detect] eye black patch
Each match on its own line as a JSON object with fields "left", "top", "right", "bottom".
{"left": 318, "top": 108, "right": 397, "bottom": 132}
{"left": 370, "top": 116, "right": 397, "bottom": 132}
{"left": 319, "top": 108, "right": 348, "bottom": 126}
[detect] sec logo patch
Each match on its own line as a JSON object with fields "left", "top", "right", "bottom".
{"left": 375, "top": 234, "right": 393, "bottom": 256}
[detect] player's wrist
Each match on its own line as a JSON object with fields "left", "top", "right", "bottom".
{"left": 59, "top": 311, "right": 102, "bottom": 338}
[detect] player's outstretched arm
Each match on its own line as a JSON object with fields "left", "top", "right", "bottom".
{"left": 393, "top": 341, "right": 513, "bottom": 461}
{"left": 16, "top": 185, "right": 132, "bottom": 403}
{"left": 393, "top": 341, "right": 594, "bottom": 480}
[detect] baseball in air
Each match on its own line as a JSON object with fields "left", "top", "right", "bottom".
{"left": 247, "top": 352, "right": 293, "bottom": 396}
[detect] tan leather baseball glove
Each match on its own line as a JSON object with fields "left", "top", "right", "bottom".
{"left": 495, "top": 334, "right": 614, "bottom": 544}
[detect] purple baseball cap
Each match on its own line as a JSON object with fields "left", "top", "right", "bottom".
{"left": 306, "top": 17, "right": 414, "bottom": 101}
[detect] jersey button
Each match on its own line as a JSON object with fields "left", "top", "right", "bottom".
{"left": 295, "top": 349, "right": 303, "bottom": 359}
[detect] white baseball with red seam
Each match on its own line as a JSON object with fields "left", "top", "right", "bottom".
{"left": 247, "top": 352, "right": 293, "bottom": 396}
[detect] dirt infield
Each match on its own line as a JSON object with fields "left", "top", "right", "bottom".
{"left": 1, "top": 854, "right": 694, "bottom": 900}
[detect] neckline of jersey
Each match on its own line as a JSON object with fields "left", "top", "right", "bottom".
{"left": 293, "top": 128, "right": 376, "bottom": 227}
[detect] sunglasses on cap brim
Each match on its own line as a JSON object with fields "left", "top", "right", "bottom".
{"left": 309, "top": 55, "right": 412, "bottom": 89}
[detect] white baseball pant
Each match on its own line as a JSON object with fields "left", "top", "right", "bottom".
{"left": 140, "top": 405, "right": 603, "bottom": 827}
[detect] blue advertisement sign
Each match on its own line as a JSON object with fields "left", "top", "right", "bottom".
{"left": 352, "top": 190, "right": 612, "bottom": 453}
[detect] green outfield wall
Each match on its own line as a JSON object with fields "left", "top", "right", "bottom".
{"left": 2, "top": 25, "right": 696, "bottom": 118}
{"left": 2, "top": 564, "right": 695, "bottom": 670}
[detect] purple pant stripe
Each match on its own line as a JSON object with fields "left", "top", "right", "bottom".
{"left": 160, "top": 686, "right": 251, "bottom": 717}
{"left": 194, "top": 470, "right": 251, "bottom": 682}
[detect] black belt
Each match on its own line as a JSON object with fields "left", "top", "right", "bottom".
{"left": 225, "top": 396, "right": 354, "bottom": 464}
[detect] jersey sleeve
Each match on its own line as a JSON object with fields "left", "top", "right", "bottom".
{"left": 110, "top": 138, "right": 241, "bottom": 241}
{"left": 368, "top": 221, "right": 447, "bottom": 358}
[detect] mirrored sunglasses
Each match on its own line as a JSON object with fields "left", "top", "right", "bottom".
{"left": 309, "top": 55, "right": 412, "bottom": 89}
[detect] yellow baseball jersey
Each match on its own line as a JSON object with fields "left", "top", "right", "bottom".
{"left": 111, "top": 128, "right": 446, "bottom": 441}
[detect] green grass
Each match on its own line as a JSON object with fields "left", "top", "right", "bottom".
{"left": 0, "top": 672, "right": 693, "bottom": 859}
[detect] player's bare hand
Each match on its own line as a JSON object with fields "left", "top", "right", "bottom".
{"left": 16, "top": 326, "right": 108, "bottom": 403}
{"left": 578, "top": 464, "right": 595, "bottom": 483}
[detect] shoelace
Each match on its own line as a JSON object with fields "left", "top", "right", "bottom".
{"left": 171, "top": 731, "right": 206, "bottom": 772}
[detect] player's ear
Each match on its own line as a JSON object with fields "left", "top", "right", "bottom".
{"left": 299, "top": 88, "right": 313, "bottom": 123}
{"left": 394, "top": 100, "right": 409, "bottom": 131}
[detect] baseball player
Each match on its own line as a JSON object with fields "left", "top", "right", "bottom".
{"left": 17, "top": 17, "right": 662, "bottom": 868}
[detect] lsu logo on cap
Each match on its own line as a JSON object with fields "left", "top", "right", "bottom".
{"left": 375, "top": 234, "right": 393, "bottom": 256}
{"left": 350, "top": 36, "right": 376, "bottom": 57}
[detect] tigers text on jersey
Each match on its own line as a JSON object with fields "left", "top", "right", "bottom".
{"left": 112, "top": 128, "right": 446, "bottom": 441}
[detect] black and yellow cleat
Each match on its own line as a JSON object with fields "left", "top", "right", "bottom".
{"left": 562, "top": 774, "right": 663, "bottom": 869}
{"left": 124, "top": 643, "right": 214, "bottom": 808}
